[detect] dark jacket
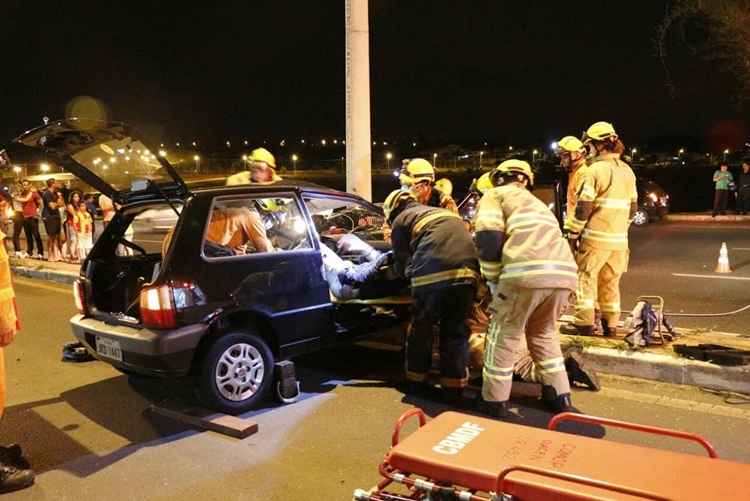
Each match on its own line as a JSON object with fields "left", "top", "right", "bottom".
{"left": 390, "top": 202, "right": 479, "bottom": 292}
{"left": 739, "top": 172, "right": 750, "bottom": 191}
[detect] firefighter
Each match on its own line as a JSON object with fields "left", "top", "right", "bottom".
{"left": 474, "top": 160, "right": 577, "bottom": 417}
{"left": 399, "top": 158, "right": 458, "bottom": 213}
{"left": 226, "top": 147, "right": 283, "bottom": 186}
{"left": 564, "top": 121, "right": 637, "bottom": 337}
{"left": 383, "top": 189, "right": 478, "bottom": 403}
{"left": 557, "top": 136, "right": 589, "bottom": 218}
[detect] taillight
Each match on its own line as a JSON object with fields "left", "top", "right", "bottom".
{"left": 73, "top": 279, "right": 87, "bottom": 315}
{"left": 140, "top": 284, "right": 176, "bottom": 329}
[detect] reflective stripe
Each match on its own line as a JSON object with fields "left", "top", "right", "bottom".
{"left": 539, "top": 366, "right": 567, "bottom": 375}
{"left": 483, "top": 368, "right": 513, "bottom": 382}
{"left": 499, "top": 261, "right": 577, "bottom": 280}
{"left": 503, "top": 260, "right": 576, "bottom": 271}
{"left": 411, "top": 267, "right": 478, "bottom": 288}
{"left": 537, "top": 357, "right": 565, "bottom": 368}
{"left": 501, "top": 269, "right": 577, "bottom": 280}
{"left": 582, "top": 228, "right": 628, "bottom": 242}
{"left": 484, "top": 365, "right": 514, "bottom": 377}
{"left": 475, "top": 209, "right": 506, "bottom": 230}
{"left": 479, "top": 261, "right": 502, "bottom": 271}
{"left": 600, "top": 302, "right": 620, "bottom": 313}
{"left": 576, "top": 299, "right": 595, "bottom": 308}
{"left": 412, "top": 211, "right": 461, "bottom": 236}
{"left": 595, "top": 198, "right": 632, "bottom": 209}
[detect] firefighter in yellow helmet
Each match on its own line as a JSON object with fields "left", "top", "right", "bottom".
{"left": 400, "top": 158, "right": 458, "bottom": 213}
{"left": 563, "top": 121, "right": 637, "bottom": 337}
{"left": 557, "top": 136, "right": 589, "bottom": 218}
{"left": 226, "top": 147, "right": 283, "bottom": 186}
{"left": 383, "top": 189, "right": 479, "bottom": 404}
{"left": 474, "top": 160, "right": 577, "bottom": 418}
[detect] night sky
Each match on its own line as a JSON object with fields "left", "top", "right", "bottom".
{"left": 1, "top": 1, "right": 747, "bottom": 150}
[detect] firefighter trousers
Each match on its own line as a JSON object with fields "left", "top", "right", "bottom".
{"left": 405, "top": 284, "right": 475, "bottom": 389}
{"left": 574, "top": 245, "right": 629, "bottom": 327}
{"left": 482, "top": 284, "right": 570, "bottom": 403}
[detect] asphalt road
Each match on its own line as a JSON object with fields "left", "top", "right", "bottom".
{"left": 1, "top": 277, "right": 749, "bottom": 500}
{"left": 625, "top": 221, "right": 750, "bottom": 333}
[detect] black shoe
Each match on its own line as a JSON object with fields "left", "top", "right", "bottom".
{"left": 442, "top": 388, "right": 472, "bottom": 409}
{"left": 477, "top": 398, "right": 520, "bottom": 421}
{"left": 0, "top": 462, "right": 34, "bottom": 494}
{"left": 560, "top": 324, "right": 595, "bottom": 337}
{"left": 0, "top": 445, "right": 30, "bottom": 470}
{"left": 541, "top": 386, "right": 574, "bottom": 414}
{"left": 565, "top": 352, "right": 601, "bottom": 391}
{"left": 401, "top": 380, "right": 430, "bottom": 396}
{"left": 601, "top": 319, "right": 616, "bottom": 338}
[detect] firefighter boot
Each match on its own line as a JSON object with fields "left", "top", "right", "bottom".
{"left": 477, "top": 398, "right": 519, "bottom": 421}
{"left": 559, "top": 323, "right": 595, "bottom": 337}
{"left": 564, "top": 352, "right": 601, "bottom": 391}
{"left": 542, "top": 385, "right": 574, "bottom": 414}
{"left": 601, "top": 318, "right": 617, "bottom": 338}
{"left": 0, "top": 462, "right": 34, "bottom": 494}
{"left": 0, "top": 445, "right": 30, "bottom": 470}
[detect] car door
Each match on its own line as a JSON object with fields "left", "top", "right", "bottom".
{"left": 199, "top": 190, "right": 333, "bottom": 355}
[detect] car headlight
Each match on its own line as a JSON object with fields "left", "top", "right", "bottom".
{"left": 648, "top": 192, "right": 658, "bottom": 203}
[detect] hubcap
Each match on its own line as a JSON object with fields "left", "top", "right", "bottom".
{"left": 215, "top": 343, "right": 264, "bottom": 402}
{"left": 633, "top": 210, "right": 647, "bottom": 225}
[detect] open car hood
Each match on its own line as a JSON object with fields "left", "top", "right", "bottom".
{"left": 2, "top": 118, "right": 188, "bottom": 205}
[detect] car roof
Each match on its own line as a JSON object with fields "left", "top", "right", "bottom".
{"left": 190, "top": 179, "right": 371, "bottom": 202}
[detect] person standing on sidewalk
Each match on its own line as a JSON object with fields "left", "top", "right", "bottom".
{"left": 564, "top": 121, "right": 637, "bottom": 338}
{"left": 712, "top": 163, "right": 733, "bottom": 217}
{"left": 9, "top": 185, "right": 24, "bottom": 258}
{"left": 0, "top": 230, "right": 34, "bottom": 493}
{"left": 13, "top": 181, "right": 43, "bottom": 259}
{"left": 738, "top": 161, "right": 750, "bottom": 215}
{"left": 475, "top": 160, "right": 577, "bottom": 418}
{"left": 558, "top": 136, "right": 589, "bottom": 219}
{"left": 64, "top": 192, "right": 81, "bottom": 263}
{"left": 41, "top": 179, "right": 63, "bottom": 262}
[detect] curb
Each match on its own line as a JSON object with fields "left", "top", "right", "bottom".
{"left": 665, "top": 214, "right": 750, "bottom": 223}
{"left": 11, "top": 265, "right": 78, "bottom": 285}
{"left": 581, "top": 346, "right": 750, "bottom": 395}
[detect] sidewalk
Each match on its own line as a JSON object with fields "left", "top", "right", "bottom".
{"left": 665, "top": 212, "right": 750, "bottom": 222}
{"left": 9, "top": 256, "right": 750, "bottom": 394}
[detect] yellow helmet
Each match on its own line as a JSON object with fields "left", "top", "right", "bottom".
{"left": 383, "top": 189, "right": 416, "bottom": 223}
{"left": 557, "top": 135, "right": 585, "bottom": 153}
{"left": 492, "top": 159, "right": 535, "bottom": 188}
{"left": 399, "top": 158, "right": 435, "bottom": 187}
{"left": 249, "top": 147, "right": 276, "bottom": 168}
{"left": 475, "top": 171, "right": 494, "bottom": 194}
{"left": 584, "top": 121, "right": 617, "bottom": 142}
{"left": 434, "top": 178, "right": 453, "bottom": 197}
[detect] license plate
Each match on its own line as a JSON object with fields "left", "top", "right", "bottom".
{"left": 96, "top": 336, "right": 123, "bottom": 362}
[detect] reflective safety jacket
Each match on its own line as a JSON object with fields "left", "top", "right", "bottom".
{"left": 0, "top": 231, "right": 19, "bottom": 332}
{"left": 474, "top": 184, "right": 577, "bottom": 290}
{"left": 425, "top": 187, "right": 459, "bottom": 214}
{"left": 390, "top": 203, "right": 479, "bottom": 291}
{"left": 566, "top": 162, "right": 589, "bottom": 218}
{"left": 564, "top": 153, "right": 637, "bottom": 251}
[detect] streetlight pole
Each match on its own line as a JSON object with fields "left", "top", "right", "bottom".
{"left": 386, "top": 152, "right": 392, "bottom": 171}
{"left": 292, "top": 154, "right": 298, "bottom": 173}
{"left": 345, "top": 0, "right": 372, "bottom": 200}
{"left": 479, "top": 150, "right": 484, "bottom": 168}
{"left": 532, "top": 149, "right": 538, "bottom": 166}
{"left": 433, "top": 152, "right": 438, "bottom": 168}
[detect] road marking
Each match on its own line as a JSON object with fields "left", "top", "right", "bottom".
{"left": 599, "top": 387, "right": 750, "bottom": 421}
{"left": 733, "top": 248, "right": 750, "bottom": 251}
{"left": 13, "top": 277, "right": 72, "bottom": 294}
{"left": 672, "top": 273, "right": 750, "bottom": 281}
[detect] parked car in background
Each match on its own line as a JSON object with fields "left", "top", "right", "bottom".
{"left": 634, "top": 178, "right": 670, "bottom": 226}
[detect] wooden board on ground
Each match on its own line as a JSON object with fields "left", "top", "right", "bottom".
{"left": 147, "top": 402, "right": 258, "bottom": 439}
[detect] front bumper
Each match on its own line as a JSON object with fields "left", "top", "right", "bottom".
{"left": 70, "top": 314, "right": 208, "bottom": 377}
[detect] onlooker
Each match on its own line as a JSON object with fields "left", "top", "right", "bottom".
{"left": 75, "top": 201, "right": 94, "bottom": 260}
{"left": 84, "top": 194, "right": 98, "bottom": 241}
{"left": 13, "top": 181, "right": 43, "bottom": 259}
{"left": 9, "top": 185, "right": 24, "bottom": 258}
{"left": 98, "top": 193, "right": 115, "bottom": 228}
{"left": 64, "top": 192, "right": 82, "bottom": 263}
{"left": 41, "top": 179, "right": 63, "bottom": 262}
{"left": 712, "top": 163, "right": 734, "bottom": 217}
{"left": 739, "top": 161, "right": 750, "bottom": 215}
{"left": 0, "top": 230, "right": 34, "bottom": 493}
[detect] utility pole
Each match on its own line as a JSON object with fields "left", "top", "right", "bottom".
{"left": 345, "top": 0, "right": 372, "bottom": 200}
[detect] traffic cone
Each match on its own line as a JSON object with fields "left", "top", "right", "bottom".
{"left": 715, "top": 242, "right": 732, "bottom": 273}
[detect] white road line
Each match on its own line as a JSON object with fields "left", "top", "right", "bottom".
{"left": 672, "top": 273, "right": 750, "bottom": 281}
{"left": 732, "top": 248, "right": 750, "bottom": 251}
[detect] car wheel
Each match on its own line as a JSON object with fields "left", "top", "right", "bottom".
{"left": 632, "top": 209, "right": 649, "bottom": 226}
{"left": 198, "top": 330, "right": 274, "bottom": 414}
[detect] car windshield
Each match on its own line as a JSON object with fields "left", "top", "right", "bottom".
{"left": 304, "top": 196, "right": 385, "bottom": 237}
{"left": 12, "top": 118, "right": 182, "bottom": 196}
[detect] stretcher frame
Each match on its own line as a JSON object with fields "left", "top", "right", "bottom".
{"left": 354, "top": 408, "right": 720, "bottom": 501}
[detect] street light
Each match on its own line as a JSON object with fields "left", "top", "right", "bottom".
{"left": 321, "top": 139, "right": 327, "bottom": 146}
{"left": 192, "top": 141, "right": 197, "bottom": 147}
{"left": 724, "top": 148, "right": 730, "bottom": 161}
{"left": 532, "top": 149, "right": 539, "bottom": 165}
{"left": 194, "top": 155, "right": 200, "bottom": 172}
{"left": 508, "top": 146, "right": 513, "bottom": 151}
{"left": 631, "top": 147, "right": 638, "bottom": 159}
{"left": 678, "top": 148, "right": 685, "bottom": 156}
{"left": 12, "top": 165, "right": 21, "bottom": 176}
{"left": 386, "top": 152, "right": 393, "bottom": 170}
{"left": 292, "top": 154, "right": 299, "bottom": 172}
{"left": 479, "top": 150, "right": 484, "bottom": 167}
{"left": 40, "top": 163, "right": 50, "bottom": 172}
{"left": 226, "top": 141, "right": 231, "bottom": 148}
{"left": 433, "top": 152, "right": 438, "bottom": 167}
{"left": 158, "top": 149, "right": 167, "bottom": 157}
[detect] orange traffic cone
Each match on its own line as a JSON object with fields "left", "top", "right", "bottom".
{"left": 715, "top": 242, "right": 732, "bottom": 273}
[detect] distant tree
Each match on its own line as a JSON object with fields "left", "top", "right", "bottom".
{"left": 656, "top": 0, "right": 750, "bottom": 103}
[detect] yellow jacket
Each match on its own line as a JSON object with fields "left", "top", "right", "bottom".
{"left": 474, "top": 184, "right": 577, "bottom": 290}
{"left": 564, "top": 153, "right": 637, "bottom": 251}
{"left": 566, "top": 162, "right": 589, "bottom": 217}
{"left": 0, "top": 232, "right": 17, "bottom": 333}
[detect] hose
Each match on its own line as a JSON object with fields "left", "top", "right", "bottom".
{"left": 699, "top": 387, "right": 750, "bottom": 405}
{"left": 665, "top": 303, "right": 750, "bottom": 318}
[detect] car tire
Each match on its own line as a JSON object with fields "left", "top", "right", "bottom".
{"left": 197, "top": 330, "right": 274, "bottom": 414}
{"left": 632, "top": 208, "right": 649, "bottom": 226}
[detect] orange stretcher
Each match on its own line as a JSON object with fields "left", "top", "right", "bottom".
{"left": 355, "top": 409, "right": 750, "bottom": 500}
